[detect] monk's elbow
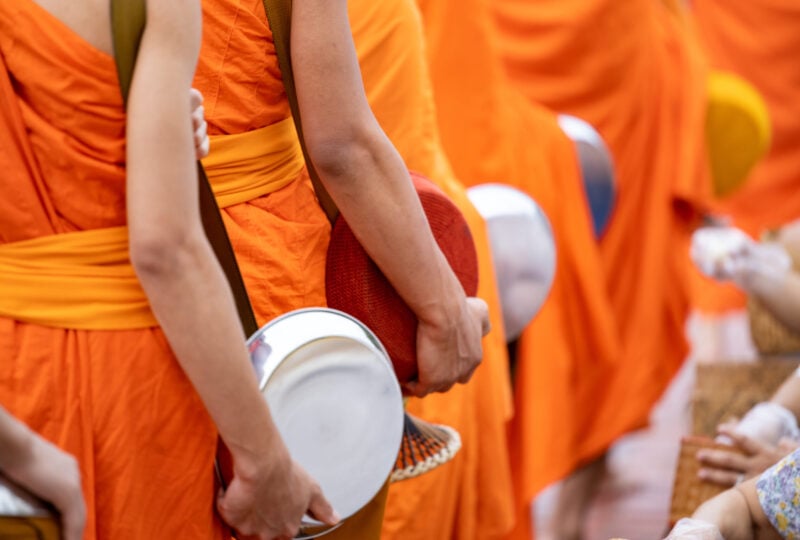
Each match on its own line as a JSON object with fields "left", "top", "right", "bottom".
{"left": 306, "top": 128, "right": 381, "bottom": 187}
{"left": 129, "top": 227, "right": 195, "bottom": 281}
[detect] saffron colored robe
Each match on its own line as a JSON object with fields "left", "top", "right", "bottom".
{"left": 415, "top": 0, "right": 623, "bottom": 537}
{"left": 692, "top": 1, "right": 800, "bottom": 314}
{"left": 348, "top": 0, "right": 515, "bottom": 537}
{"left": 0, "top": 2, "right": 226, "bottom": 538}
{"left": 194, "top": 1, "right": 389, "bottom": 537}
{"left": 493, "top": 0, "right": 711, "bottom": 470}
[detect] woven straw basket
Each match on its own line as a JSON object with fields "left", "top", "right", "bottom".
{"left": 749, "top": 296, "right": 800, "bottom": 356}
{"left": 669, "top": 436, "right": 745, "bottom": 525}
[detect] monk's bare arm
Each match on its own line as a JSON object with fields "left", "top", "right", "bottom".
{"left": 125, "top": 2, "right": 334, "bottom": 536}
{"left": 291, "top": 0, "right": 489, "bottom": 396}
{"left": 126, "top": 0, "right": 276, "bottom": 477}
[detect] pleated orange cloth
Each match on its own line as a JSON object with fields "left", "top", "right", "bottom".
{"left": 0, "top": 2, "right": 227, "bottom": 538}
{"left": 348, "top": 0, "right": 515, "bottom": 537}
{"left": 194, "top": 0, "right": 331, "bottom": 327}
{"left": 414, "top": 0, "right": 623, "bottom": 537}
{"left": 691, "top": 1, "right": 800, "bottom": 314}
{"left": 194, "top": 2, "right": 396, "bottom": 538}
{"left": 493, "top": 0, "right": 711, "bottom": 470}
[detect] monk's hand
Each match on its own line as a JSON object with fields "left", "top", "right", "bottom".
{"left": 696, "top": 427, "right": 798, "bottom": 487}
{"left": 405, "top": 296, "right": 489, "bottom": 397}
{"left": 217, "top": 446, "right": 339, "bottom": 540}
{"left": 190, "top": 88, "right": 210, "bottom": 159}
{"left": 3, "top": 432, "right": 85, "bottom": 540}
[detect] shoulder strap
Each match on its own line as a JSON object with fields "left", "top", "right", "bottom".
{"left": 110, "top": 0, "right": 259, "bottom": 336}
{"left": 262, "top": 0, "right": 339, "bottom": 224}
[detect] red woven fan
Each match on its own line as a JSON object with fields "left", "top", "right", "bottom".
{"left": 325, "top": 171, "right": 479, "bottom": 383}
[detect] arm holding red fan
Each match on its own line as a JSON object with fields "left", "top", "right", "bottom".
{"left": 291, "top": 0, "right": 489, "bottom": 397}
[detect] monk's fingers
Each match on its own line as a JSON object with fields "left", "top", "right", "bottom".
{"left": 696, "top": 466, "right": 740, "bottom": 488}
{"left": 60, "top": 499, "right": 86, "bottom": 540}
{"left": 194, "top": 120, "right": 210, "bottom": 159}
{"left": 189, "top": 88, "right": 204, "bottom": 110}
{"left": 457, "top": 361, "right": 480, "bottom": 384}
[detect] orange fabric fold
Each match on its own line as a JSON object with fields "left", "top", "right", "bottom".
{"left": 492, "top": 0, "right": 711, "bottom": 487}
{"left": 349, "top": 0, "right": 515, "bottom": 537}
{"left": 0, "top": 2, "right": 226, "bottom": 538}
{"left": 415, "top": 0, "right": 625, "bottom": 536}
{"left": 195, "top": 0, "right": 331, "bottom": 331}
{"left": 691, "top": 1, "right": 800, "bottom": 314}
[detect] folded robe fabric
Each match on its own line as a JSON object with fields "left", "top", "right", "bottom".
{"left": 0, "top": 2, "right": 226, "bottom": 537}
{"left": 347, "top": 0, "right": 516, "bottom": 537}
{"left": 492, "top": 0, "right": 712, "bottom": 472}
{"left": 692, "top": 0, "right": 800, "bottom": 314}
{"left": 414, "top": 0, "right": 624, "bottom": 537}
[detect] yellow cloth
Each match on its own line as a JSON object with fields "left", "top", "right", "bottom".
{"left": 0, "top": 226, "right": 153, "bottom": 329}
{"left": 0, "top": 120, "right": 302, "bottom": 330}
{"left": 203, "top": 117, "right": 305, "bottom": 208}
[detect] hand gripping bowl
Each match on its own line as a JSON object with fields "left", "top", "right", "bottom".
{"left": 0, "top": 474, "right": 60, "bottom": 539}
{"left": 218, "top": 308, "right": 404, "bottom": 539}
{"left": 467, "top": 184, "right": 556, "bottom": 341}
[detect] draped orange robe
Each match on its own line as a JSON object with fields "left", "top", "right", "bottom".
{"left": 415, "top": 0, "right": 623, "bottom": 537}
{"left": 493, "top": 0, "right": 711, "bottom": 476}
{"left": 195, "top": 2, "right": 393, "bottom": 538}
{"left": 692, "top": 1, "right": 800, "bottom": 313}
{"left": 0, "top": 2, "right": 226, "bottom": 538}
{"left": 348, "top": 0, "right": 515, "bottom": 537}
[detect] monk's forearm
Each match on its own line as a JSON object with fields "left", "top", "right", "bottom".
{"left": 0, "top": 407, "right": 34, "bottom": 472}
{"left": 291, "top": 0, "right": 466, "bottom": 326}
{"left": 313, "top": 131, "right": 466, "bottom": 327}
{"left": 132, "top": 234, "right": 285, "bottom": 466}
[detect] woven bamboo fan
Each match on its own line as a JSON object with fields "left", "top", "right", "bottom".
{"left": 392, "top": 413, "right": 462, "bottom": 482}
{"left": 669, "top": 436, "right": 745, "bottom": 525}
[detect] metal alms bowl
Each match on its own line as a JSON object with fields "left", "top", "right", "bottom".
{"left": 467, "top": 184, "right": 557, "bottom": 341}
{"left": 247, "top": 308, "right": 404, "bottom": 538}
{"left": 557, "top": 114, "right": 616, "bottom": 239}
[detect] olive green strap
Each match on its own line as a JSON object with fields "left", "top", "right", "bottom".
{"left": 262, "top": 0, "right": 339, "bottom": 224}
{"left": 110, "top": 0, "right": 259, "bottom": 336}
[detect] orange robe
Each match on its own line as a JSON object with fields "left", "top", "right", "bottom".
{"left": 692, "top": 1, "right": 800, "bottom": 313}
{"left": 414, "top": 0, "right": 623, "bottom": 537}
{"left": 195, "top": 2, "right": 390, "bottom": 538}
{"left": 194, "top": 0, "right": 330, "bottom": 326}
{"left": 493, "top": 0, "right": 711, "bottom": 469}
{"left": 348, "top": 0, "right": 515, "bottom": 537}
{"left": 0, "top": 3, "right": 226, "bottom": 538}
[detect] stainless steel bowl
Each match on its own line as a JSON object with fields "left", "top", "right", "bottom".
{"left": 557, "top": 114, "right": 616, "bottom": 239}
{"left": 467, "top": 185, "right": 557, "bottom": 341}
{"left": 248, "top": 308, "right": 404, "bottom": 538}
